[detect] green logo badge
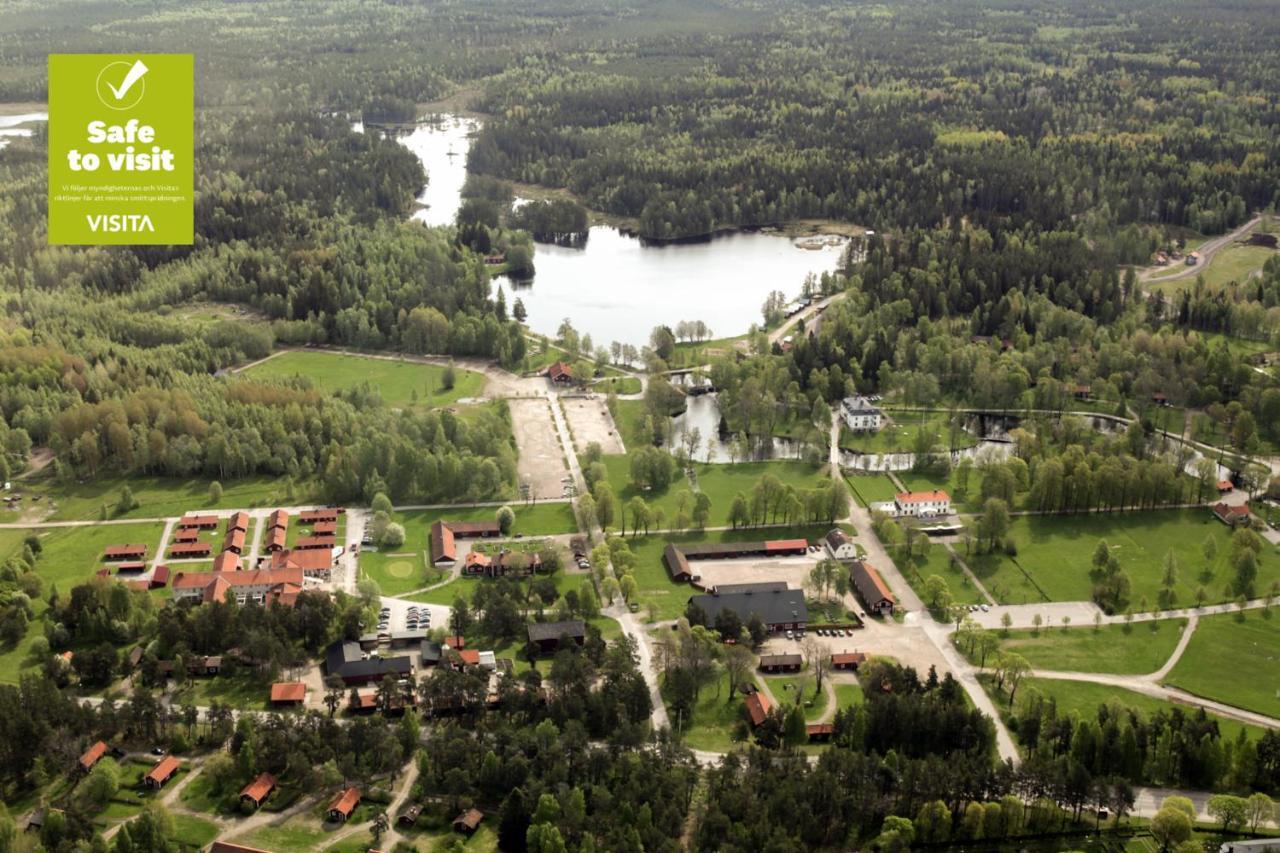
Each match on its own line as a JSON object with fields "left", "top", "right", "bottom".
{"left": 48, "top": 54, "right": 193, "bottom": 245}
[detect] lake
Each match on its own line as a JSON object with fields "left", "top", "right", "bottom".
{"left": 0, "top": 111, "right": 46, "bottom": 150}
{"left": 392, "top": 116, "right": 847, "bottom": 347}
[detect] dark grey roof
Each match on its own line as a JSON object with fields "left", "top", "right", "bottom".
{"left": 527, "top": 619, "right": 586, "bottom": 643}
{"left": 324, "top": 640, "right": 411, "bottom": 680}
{"left": 759, "top": 654, "right": 803, "bottom": 667}
{"left": 419, "top": 641, "right": 442, "bottom": 663}
{"left": 689, "top": 587, "right": 807, "bottom": 626}
{"left": 712, "top": 582, "right": 788, "bottom": 595}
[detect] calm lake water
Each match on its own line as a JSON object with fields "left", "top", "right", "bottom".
{"left": 393, "top": 116, "right": 846, "bottom": 346}
{"left": 0, "top": 111, "right": 46, "bottom": 150}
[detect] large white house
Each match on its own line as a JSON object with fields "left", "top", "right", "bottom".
{"left": 894, "top": 490, "right": 951, "bottom": 518}
{"left": 840, "top": 396, "right": 882, "bottom": 431}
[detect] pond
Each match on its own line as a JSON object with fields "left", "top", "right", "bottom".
{"left": 0, "top": 111, "right": 46, "bottom": 150}
{"left": 391, "top": 115, "right": 847, "bottom": 347}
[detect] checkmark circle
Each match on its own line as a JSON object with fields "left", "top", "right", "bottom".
{"left": 95, "top": 61, "right": 145, "bottom": 110}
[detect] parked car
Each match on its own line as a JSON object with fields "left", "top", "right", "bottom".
{"left": 785, "top": 630, "right": 794, "bottom": 640}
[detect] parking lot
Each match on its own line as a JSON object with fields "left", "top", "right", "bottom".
{"left": 562, "top": 396, "right": 625, "bottom": 455}
{"left": 377, "top": 596, "right": 449, "bottom": 634}
{"left": 508, "top": 397, "right": 572, "bottom": 501}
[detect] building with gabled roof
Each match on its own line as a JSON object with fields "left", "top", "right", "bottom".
{"left": 212, "top": 551, "right": 242, "bottom": 573}
{"left": 79, "top": 741, "right": 108, "bottom": 773}
{"left": 849, "top": 560, "right": 896, "bottom": 616}
{"left": 178, "top": 515, "right": 218, "bottom": 530}
{"left": 689, "top": 584, "right": 807, "bottom": 632}
{"left": 430, "top": 520, "right": 501, "bottom": 564}
{"left": 228, "top": 511, "right": 250, "bottom": 532}
{"left": 824, "top": 528, "right": 857, "bottom": 560}
{"left": 1212, "top": 502, "right": 1251, "bottom": 527}
{"left": 893, "top": 490, "right": 950, "bottom": 518}
{"left": 173, "top": 566, "right": 305, "bottom": 606}
{"left": 327, "top": 787, "right": 360, "bottom": 822}
{"left": 840, "top": 396, "right": 882, "bottom": 432}
{"left": 547, "top": 361, "right": 573, "bottom": 384}
{"left": 169, "top": 542, "right": 212, "bottom": 558}
{"left": 270, "top": 682, "right": 307, "bottom": 705}
{"left": 527, "top": 619, "right": 586, "bottom": 654}
{"left": 144, "top": 755, "right": 180, "bottom": 788}
{"left": 744, "top": 690, "right": 771, "bottom": 727}
{"left": 453, "top": 808, "right": 484, "bottom": 835}
{"left": 222, "top": 528, "right": 246, "bottom": 555}
{"left": 240, "top": 772, "right": 276, "bottom": 809}
{"left": 104, "top": 544, "right": 147, "bottom": 561}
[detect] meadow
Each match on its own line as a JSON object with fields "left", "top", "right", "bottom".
{"left": 1166, "top": 611, "right": 1280, "bottom": 717}
{"left": 242, "top": 350, "right": 485, "bottom": 409}
{"left": 970, "top": 620, "right": 1188, "bottom": 675}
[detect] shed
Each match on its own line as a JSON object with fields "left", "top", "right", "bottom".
{"left": 270, "top": 682, "right": 307, "bottom": 705}
{"left": 144, "top": 755, "right": 180, "bottom": 789}
{"left": 758, "top": 653, "right": 802, "bottom": 673}
{"left": 327, "top": 787, "right": 361, "bottom": 822}
{"left": 79, "top": 741, "right": 108, "bottom": 773}
{"left": 239, "top": 772, "right": 276, "bottom": 808}
{"left": 453, "top": 808, "right": 484, "bottom": 835}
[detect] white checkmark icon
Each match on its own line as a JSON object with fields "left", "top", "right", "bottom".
{"left": 107, "top": 60, "right": 148, "bottom": 100}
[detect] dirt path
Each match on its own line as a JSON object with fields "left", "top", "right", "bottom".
{"left": 767, "top": 292, "right": 845, "bottom": 346}
{"left": 942, "top": 543, "right": 997, "bottom": 606}
{"left": 813, "top": 678, "right": 839, "bottom": 724}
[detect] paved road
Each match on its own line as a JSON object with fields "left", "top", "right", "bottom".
{"left": 1137, "top": 216, "right": 1263, "bottom": 283}
{"left": 767, "top": 292, "right": 845, "bottom": 346}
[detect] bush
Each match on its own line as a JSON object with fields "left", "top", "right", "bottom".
{"left": 380, "top": 523, "right": 406, "bottom": 548}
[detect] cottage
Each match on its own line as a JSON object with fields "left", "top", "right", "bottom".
{"left": 173, "top": 529, "right": 200, "bottom": 543}
{"left": 840, "top": 396, "right": 882, "bottom": 432}
{"left": 103, "top": 544, "right": 147, "bottom": 561}
{"left": 311, "top": 520, "right": 337, "bottom": 535}
{"left": 116, "top": 561, "right": 146, "bottom": 574}
{"left": 399, "top": 804, "right": 423, "bottom": 827}
{"left": 267, "top": 509, "right": 289, "bottom": 530}
{"left": 806, "top": 723, "right": 834, "bottom": 742}
{"left": 299, "top": 509, "right": 339, "bottom": 524}
{"left": 144, "top": 755, "right": 180, "bottom": 789}
{"left": 547, "top": 361, "right": 573, "bottom": 385}
{"left": 849, "top": 560, "right": 896, "bottom": 616}
{"left": 270, "top": 682, "right": 307, "bottom": 706}
{"left": 453, "top": 808, "right": 484, "bottom": 835}
{"left": 663, "top": 543, "right": 693, "bottom": 582}
{"left": 1212, "top": 502, "right": 1251, "bottom": 527}
{"left": 227, "top": 511, "right": 250, "bottom": 532}
{"left": 1073, "top": 384, "right": 1092, "bottom": 400}
{"left": 79, "top": 741, "right": 108, "bottom": 773}
{"left": 824, "top": 529, "right": 858, "bottom": 560}
{"left": 239, "top": 772, "right": 276, "bottom": 809}
{"left": 455, "top": 649, "right": 481, "bottom": 669}
{"left": 210, "top": 843, "right": 271, "bottom": 853}
{"left": 327, "top": 787, "right": 360, "bottom": 823}
{"left": 265, "top": 526, "right": 287, "bottom": 552}
{"left": 177, "top": 515, "right": 218, "bottom": 530}
{"left": 222, "top": 528, "right": 247, "bottom": 555}
{"left": 1152, "top": 392, "right": 1170, "bottom": 406}
{"left": 169, "top": 542, "right": 212, "bottom": 558}
{"left": 831, "top": 651, "right": 866, "bottom": 671}
{"left": 527, "top": 619, "right": 587, "bottom": 655}
{"left": 149, "top": 565, "right": 170, "bottom": 589}
{"left": 689, "top": 583, "right": 807, "bottom": 633}
{"left": 296, "top": 534, "right": 336, "bottom": 550}
{"left": 893, "top": 490, "right": 951, "bottom": 518}
{"left": 744, "top": 690, "right": 771, "bottom": 728}
{"left": 758, "top": 653, "right": 802, "bottom": 673}
{"left": 1217, "top": 480, "right": 1235, "bottom": 494}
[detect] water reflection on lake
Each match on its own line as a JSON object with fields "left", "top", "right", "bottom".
{"left": 0, "top": 111, "right": 46, "bottom": 150}
{"left": 392, "top": 115, "right": 846, "bottom": 346}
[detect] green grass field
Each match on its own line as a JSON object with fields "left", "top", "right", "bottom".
{"left": 958, "top": 509, "right": 1279, "bottom": 608}
{"left": 22, "top": 475, "right": 323, "bottom": 522}
{"left": 833, "top": 681, "right": 864, "bottom": 710}
{"left": 667, "top": 670, "right": 750, "bottom": 752}
{"left": 844, "top": 474, "right": 899, "bottom": 508}
{"left": 234, "top": 816, "right": 336, "bottom": 853}
{"left": 899, "top": 544, "right": 989, "bottom": 607}
{"left": 970, "top": 620, "right": 1187, "bottom": 675}
{"left": 590, "top": 375, "right": 642, "bottom": 396}
{"left": 174, "top": 670, "right": 275, "bottom": 710}
{"left": 601, "top": 456, "right": 836, "bottom": 532}
{"left": 170, "top": 813, "right": 220, "bottom": 849}
{"left": 243, "top": 350, "right": 485, "bottom": 409}
{"left": 1014, "top": 678, "right": 1270, "bottom": 746}
{"left": 764, "top": 675, "right": 829, "bottom": 722}
{"left": 1166, "top": 611, "right": 1280, "bottom": 716}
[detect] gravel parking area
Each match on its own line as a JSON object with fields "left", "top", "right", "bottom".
{"left": 688, "top": 554, "right": 822, "bottom": 589}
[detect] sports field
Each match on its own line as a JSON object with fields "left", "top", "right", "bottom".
{"left": 242, "top": 350, "right": 484, "bottom": 408}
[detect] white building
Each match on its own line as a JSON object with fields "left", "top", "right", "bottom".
{"left": 840, "top": 396, "right": 882, "bottom": 432}
{"left": 824, "top": 529, "right": 858, "bottom": 560}
{"left": 894, "top": 490, "right": 951, "bottom": 518}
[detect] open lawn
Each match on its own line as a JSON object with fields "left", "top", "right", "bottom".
{"left": 1166, "top": 611, "right": 1280, "bottom": 717}
{"left": 844, "top": 474, "right": 898, "bottom": 508}
{"left": 1012, "top": 678, "right": 1270, "bottom": 746}
{"left": 174, "top": 670, "right": 275, "bottom": 710}
{"left": 611, "top": 399, "right": 651, "bottom": 450}
{"left": 601, "top": 456, "right": 837, "bottom": 532}
{"left": 833, "top": 681, "right": 864, "bottom": 710}
{"left": 234, "top": 816, "right": 337, "bottom": 853}
{"left": 35, "top": 522, "right": 167, "bottom": 590}
{"left": 666, "top": 670, "right": 750, "bottom": 752}
{"left": 898, "top": 544, "right": 988, "bottom": 607}
{"left": 967, "top": 620, "right": 1187, "bottom": 675}
{"left": 25, "top": 474, "right": 323, "bottom": 522}
{"left": 957, "top": 509, "right": 1280, "bottom": 608}
{"left": 765, "top": 675, "right": 829, "bottom": 722}
{"left": 590, "top": 375, "right": 642, "bottom": 396}
{"left": 179, "top": 769, "right": 236, "bottom": 816}
{"left": 170, "top": 813, "right": 220, "bottom": 849}
{"left": 618, "top": 524, "right": 843, "bottom": 622}
{"left": 243, "top": 350, "right": 484, "bottom": 409}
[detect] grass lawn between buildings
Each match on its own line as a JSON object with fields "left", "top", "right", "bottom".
{"left": 667, "top": 670, "right": 750, "bottom": 753}
{"left": 361, "top": 502, "right": 578, "bottom": 596}
{"left": 963, "top": 620, "right": 1188, "bottom": 675}
{"left": 1166, "top": 611, "right": 1280, "bottom": 717}
{"left": 898, "top": 544, "right": 989, "bottom": 607}
{"left": 764, "top": 674, "right": 830, "bottom": 722}
{"left": 242, "top": 349, "right": 485, "bottom": 409}
{"left": 599, "top": 456, "right": 839, "bottom": 533}
{"left": 952, "top": 509, "right": 1280, "bottom": 608}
